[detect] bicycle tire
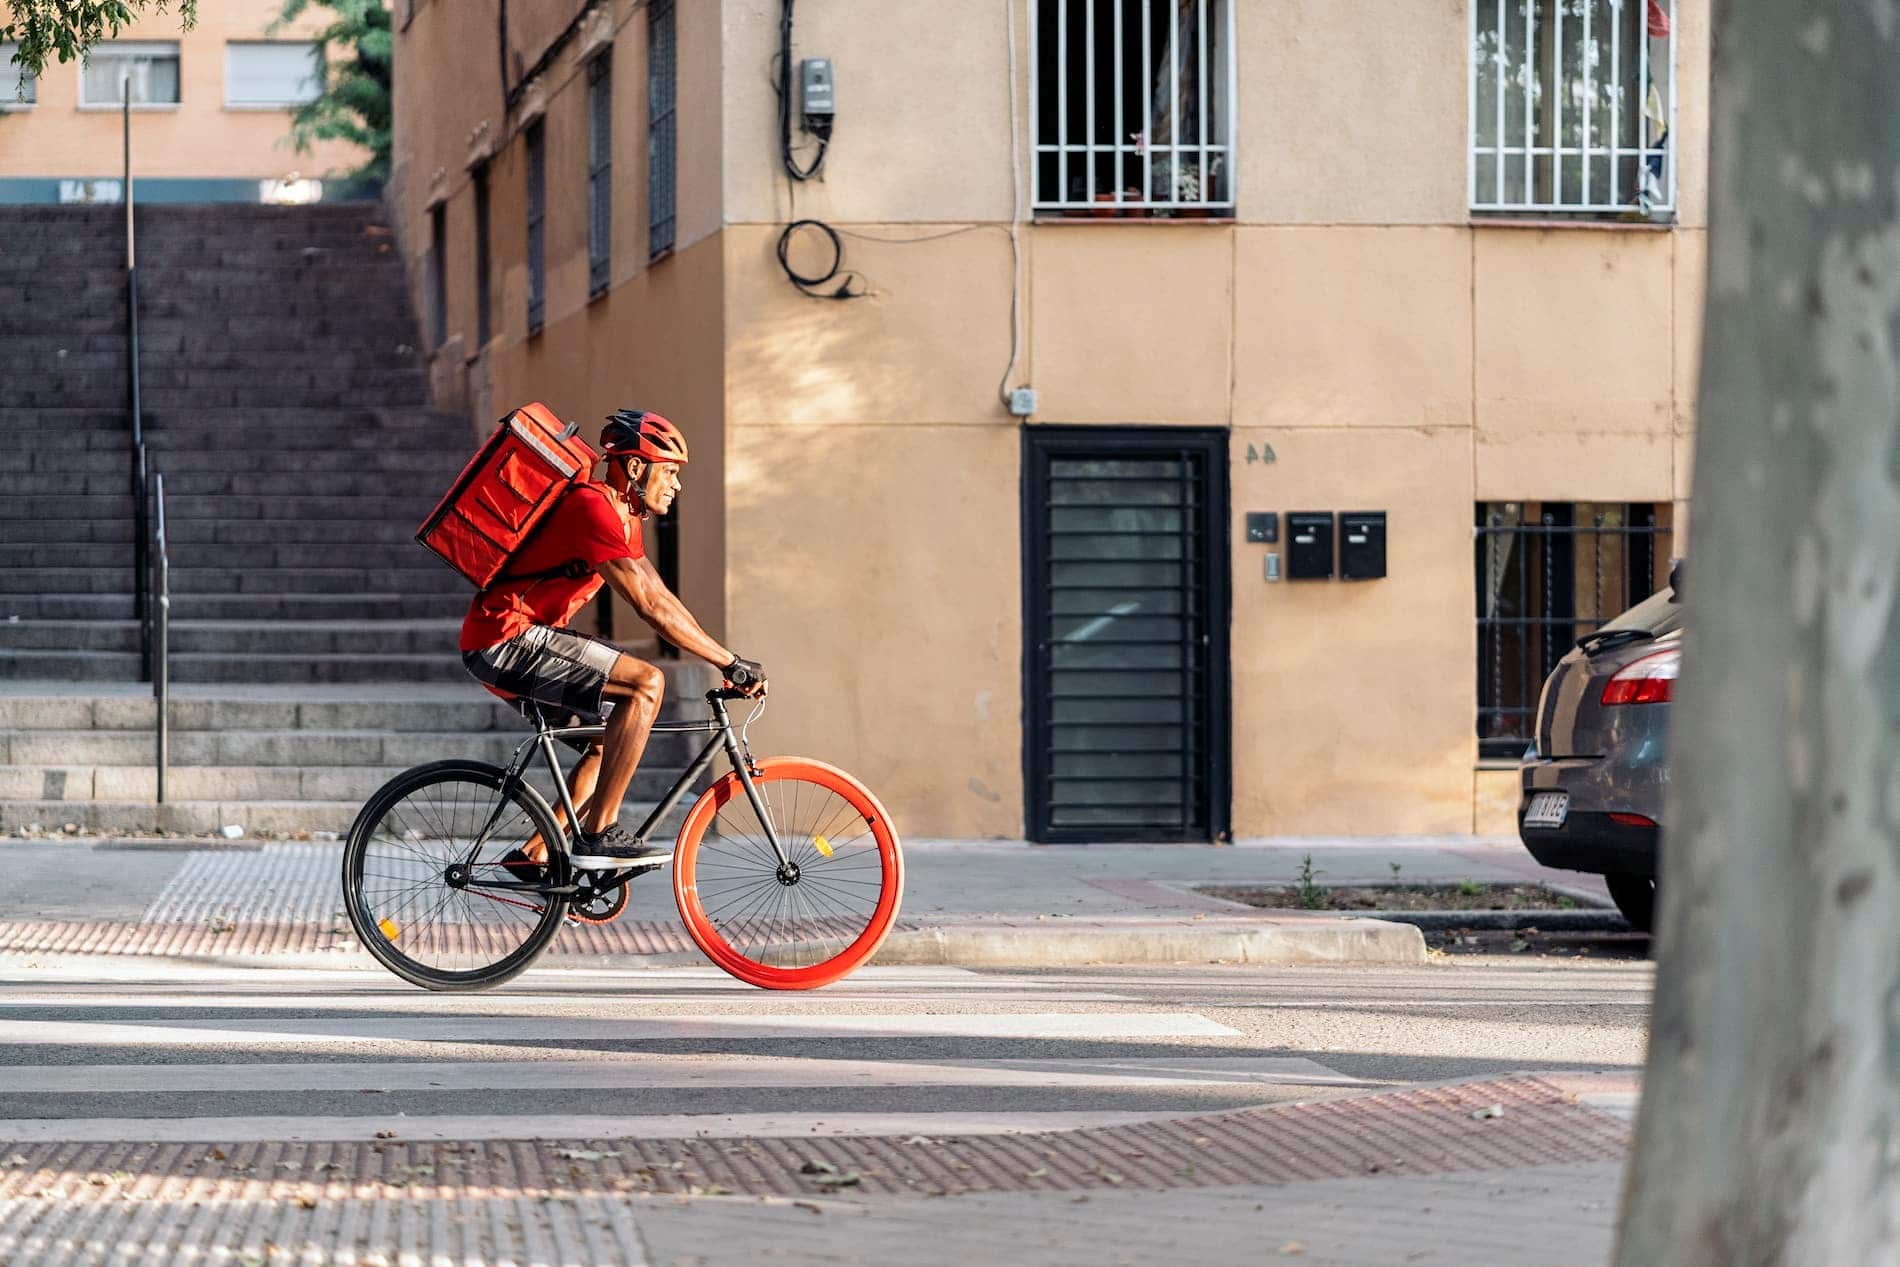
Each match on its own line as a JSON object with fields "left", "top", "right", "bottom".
{"left": 342, "top": 759, "right": 571, "bottom": 992}
{"left": 673, "top": 756, "right": 903, "bottom": 990}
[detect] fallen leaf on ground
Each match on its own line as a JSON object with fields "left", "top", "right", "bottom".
{"left": 1278, "top": 1242, "right": 1306, "bottom": 1256}
{"left": 1471, "top": 1104, "right": 1505, "bottom": 1121}
{"left": 792, "top": 1201, "right": 824, "bottom": 1215}
{"left": 798, "top": 1159, "right": 838, "bottom": 1176}
{"left": 374, "top": 1130, "right": 398, "bottom": 1140}
{"left": 555, "top": 1149, "right": 620, "bottom": 1162}
{"left": 813, "top": 1172, "right": 862, "bottom": 1188}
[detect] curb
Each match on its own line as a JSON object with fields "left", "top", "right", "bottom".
{"left": 1346, "top": 909, "right": 1632, "bottom": 933}
{"left": 869, "top": 918, "right": 1429, "bottom": 967}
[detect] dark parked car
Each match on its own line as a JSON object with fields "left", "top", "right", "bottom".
{"left": 1517, "top": 575, "right": 1683, "bottom": 932}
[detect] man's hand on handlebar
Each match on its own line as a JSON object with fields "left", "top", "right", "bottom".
{"left": 723, "top": 655, "right": 768, "bottom": 698}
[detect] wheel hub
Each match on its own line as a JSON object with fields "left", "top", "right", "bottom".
{"left": 776, "top": 861, "right": 802, "bottom": 886}
{"left": 443, "top": 863, "right": 470, "bottom": 889}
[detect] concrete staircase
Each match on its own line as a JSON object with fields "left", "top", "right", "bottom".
{"left": 0, "top": 203, "right": 694, "bottom": 837}
{"left": 0, "top": 209, "right": 141, "bottom": 674}
{"left": 0, "top": 669, "right": 719, "bottom": 837}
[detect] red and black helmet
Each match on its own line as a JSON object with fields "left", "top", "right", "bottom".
{"left": 600, "top": 408, "right": 688, "bottom": 464}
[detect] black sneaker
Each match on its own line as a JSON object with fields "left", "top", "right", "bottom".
{"left": 498, "top": 848, "right": 548, "bottom": 886}
{"left": 569, "top": 823, "right": 673, "bottom": 871}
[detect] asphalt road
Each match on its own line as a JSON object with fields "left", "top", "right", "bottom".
{"left": 0, "top": 957, "right": 1652, "bottom": 1137}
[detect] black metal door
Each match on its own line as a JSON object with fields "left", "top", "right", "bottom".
{"left": 1023, "top": 428, "right": 1230, "bottom": 843}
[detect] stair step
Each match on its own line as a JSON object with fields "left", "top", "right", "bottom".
{"left": 0, "top": 797, "right": 691, "bottom": 837}
{"left": 0, "top": 619, "right": 466, "bottom": 656}
{"left": 166, "top": 568, "right": 466, "bottom": 596}
{"left": 0, "top": 762, "right": 688, "bottom": 803}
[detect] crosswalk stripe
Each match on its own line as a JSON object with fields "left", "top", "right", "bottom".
{"left": 0, "top": 1055, "right": 1358, "bottom": 1094}
{"left": 0, "top": 1012, "right": 1241, "bottom": 1045}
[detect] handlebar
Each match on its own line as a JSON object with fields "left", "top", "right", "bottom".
{"left": 707, "top": 687, "right": 757, "bottom": 701}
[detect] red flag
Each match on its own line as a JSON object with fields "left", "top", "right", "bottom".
{"left": 1647, "top": 0, "right": 1672, "bottom": 37}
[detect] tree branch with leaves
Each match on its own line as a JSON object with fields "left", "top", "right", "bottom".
{"left": 1, "top": 0, "right": 195, "bottom": 78}
{"left": 271, "top": 0, "right": 390, "bottom": 186}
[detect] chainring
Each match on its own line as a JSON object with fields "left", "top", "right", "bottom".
{"left": 569, "top": 872, "right": 633, "bottom": 925}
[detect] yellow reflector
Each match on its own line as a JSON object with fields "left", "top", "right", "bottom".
{"left": 812, "top": 835, "right": 834, "bottom": 858}
{"left": 378, "top": 918, "right": 399, "bottom": 941}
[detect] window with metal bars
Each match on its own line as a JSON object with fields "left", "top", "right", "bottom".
{"left": 1033, "top": 0, "right": 1235, "bottom": 215}
{"left": 647, "top": 0, "right": 677, "bottom": 260}
{"left": 525, "top": 119, "right": 547, "bottom": 334}
{"left": 587, "top": 53, "right": 613, "bottom": 298}
{"left": 1476, "top": 501, "right": 1673, "bottom": 757}
{"left": 428, "top": 202, "right": 447, "bottom": 351}
{"left": 473, "top": 161, "right": 492, "bottom": 347}
{"left": 1470, "top": 0, "right": 1677, "bottom": 215}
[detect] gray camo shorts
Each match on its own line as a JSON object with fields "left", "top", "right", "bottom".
{"left": 462, "top": 625, "right": 622, "bottom": 750}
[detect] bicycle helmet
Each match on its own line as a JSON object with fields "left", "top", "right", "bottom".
{"left": 601, "top": 408, "right": 689, "bottom": 465}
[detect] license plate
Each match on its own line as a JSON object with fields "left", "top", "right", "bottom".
{"left": 1523, "top": 792, "right": 1570, "bottom": 829}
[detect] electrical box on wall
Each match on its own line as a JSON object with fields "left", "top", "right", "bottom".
{"left": 1286, "top": 513, "right": 1334, "bottom": 580}
{"left": 1245, "top": 512, "right": 1278, "bottom": 544}
{"left": 801, "top": 58, "right": 836, "bottom": 122}
{"left": 1340, "top": 512, "right": 1387, "bottom": 580}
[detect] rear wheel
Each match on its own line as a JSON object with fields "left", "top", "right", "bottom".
{"left": 343, "top": 759, "right": 570, "bottom": 991}
{"left": 673, "top": 757, "right": 903, "bottom": 990}
{"left": 1604, "top": 872, "right": 1656, "bottom": 934}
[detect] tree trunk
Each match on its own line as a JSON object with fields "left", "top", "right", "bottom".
{"left": 1616, "top": 2, "right": 1900, "bottom": 1262}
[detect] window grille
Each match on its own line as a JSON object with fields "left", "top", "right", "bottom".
{"left": 1475, "top": 501, "right": 1672, "bottom": 757}
{"left": 1, "top": 44, "right": 37, "bottom": 106}
{"left": 1032, "top": 0, "right": 1236, "bottom": 214}
{"left": 473, "top": 162, "right": 492, "bottom": 347}
{"left": 525, "top": 120, "right": 547, "bottom": 333}
{"left": 587, "top": 53, "right": 613, "bottom": 297}
{"left": 428, "top": 203, "right": 447, "bottom": 351}
{"left": 224, "top": 42, "right": 323, "bottom": 108}
{"left": 1470, "top": 0, "right": 1676, "bottom": 215}
{"left": 79, "top": 41, "right": 181, "bottom": 105}
{"left": 647, "top": 0, "right": 677, "bottom": 259}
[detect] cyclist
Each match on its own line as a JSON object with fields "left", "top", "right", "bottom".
{"left": 457, "top": 408, "right": 765, "bottom": 875}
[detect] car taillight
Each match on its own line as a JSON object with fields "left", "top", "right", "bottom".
{"left": 1601, "top": 646, "right": 1680, "bottom": 706}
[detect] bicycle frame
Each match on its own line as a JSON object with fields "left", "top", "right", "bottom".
{"left": 462, "top": 690, "right": 788, "bottom": 896}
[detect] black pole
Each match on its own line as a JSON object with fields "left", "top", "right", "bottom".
{"left": 125, "top": 83, "right": 150, "bottom": 682}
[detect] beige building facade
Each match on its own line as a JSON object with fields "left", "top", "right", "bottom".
{"left": 393, "top": 0, "right": 1708, "bottom": 841}
{"left": 0, "top": 1, "right": 363, "bottom": 202}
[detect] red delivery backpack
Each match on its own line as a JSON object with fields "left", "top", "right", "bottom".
{"left": 416, "top": 402, "right": 601, "bottom": 589}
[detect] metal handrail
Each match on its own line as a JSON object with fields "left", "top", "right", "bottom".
{"left": 151, "top": 472, "right": 170, "bottom": 803}
{"left": 124, "top": 84, "right": 150, "bottom": 682}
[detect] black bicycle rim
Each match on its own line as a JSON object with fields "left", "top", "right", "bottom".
{"left": 345, "top": 761, "right": 568, "bottom": 990}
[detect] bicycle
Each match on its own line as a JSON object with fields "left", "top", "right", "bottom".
{"left": 341, "top": 687, "right": 904, "bottom": 992}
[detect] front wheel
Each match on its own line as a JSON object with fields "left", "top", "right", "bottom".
{"left": 673, "top": 757, "right": 903, "bottom": 989}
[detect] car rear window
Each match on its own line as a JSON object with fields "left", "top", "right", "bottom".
{"left": 1599, "top": 585, "right": 1683, "bottom": 637}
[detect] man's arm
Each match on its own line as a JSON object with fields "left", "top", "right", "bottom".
{"left": 596, "top": 555, "right": 735, "bottom": 669}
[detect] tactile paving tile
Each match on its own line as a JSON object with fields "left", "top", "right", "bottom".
{"left": 0, "top": 1077, "right": 1630, "bottom": 1203}
{"left": 0, "top": 916, "right": 918, "bottom": 960}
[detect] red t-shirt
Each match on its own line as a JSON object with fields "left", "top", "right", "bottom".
{"left": 458, "top": 482, "right": 643, "bottom": 651}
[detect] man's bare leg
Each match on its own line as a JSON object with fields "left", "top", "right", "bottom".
{"left": 521, "top": 746, "right": 603, "bottom": 863}
{"left": 583, "top": 656, "right": 666, "bottom": 835}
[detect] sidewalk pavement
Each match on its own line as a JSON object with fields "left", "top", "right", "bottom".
{"left": 0, "top": 834, "right": 1612, "bottom": 969}
{"left": 1, "top": 1071, "right": 1640, "bottom": 1267}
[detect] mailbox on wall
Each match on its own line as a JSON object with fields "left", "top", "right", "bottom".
{"left": 1340, "top": 512, "right": 1387, "bottom": 580}
{"left": 1286, "top": 513, "right": 1334, "bottom": 580}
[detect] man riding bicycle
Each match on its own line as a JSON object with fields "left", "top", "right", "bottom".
{"left": 457, "top": 408, "right": 765, "bottom": 873}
